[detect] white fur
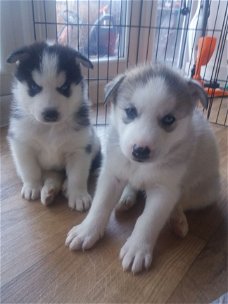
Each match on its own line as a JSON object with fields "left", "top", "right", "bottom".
{"left": 8, "top": 51, "right": 100, "bottom": 211}
{"left": 66, "top": 65, "right": 220, "bottom": 273}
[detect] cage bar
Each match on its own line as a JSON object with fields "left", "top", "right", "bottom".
{"left": 32, "top": 0, "right": 227, "bottom": 126}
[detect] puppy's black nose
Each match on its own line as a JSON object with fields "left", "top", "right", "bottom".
{"left": 132, "top": 144, "right": 151, "bottom": 162}
{"left": 42, "top": 108, "right": 59, "bottom": 122}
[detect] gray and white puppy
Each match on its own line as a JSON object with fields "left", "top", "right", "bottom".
{"left": 7, "top": 42, "right": 101, "bottom": 211}
{"left": 66, "top": 64, "right": 220, "bottom": 272}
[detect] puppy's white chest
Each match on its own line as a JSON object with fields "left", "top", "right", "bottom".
{"left": 38, "top": 143, "right": 64, "bottom": 170}
{"left": 31, "top": 129, "right": 67, "bottom": 169}
{"left": 128, "top": 164, "right": 160, "bottom": 189}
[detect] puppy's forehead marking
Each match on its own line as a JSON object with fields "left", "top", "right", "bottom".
{"left": 131, "top": 77, "right": 169, "bottom": 108}
{"left": 41, "top": 51, "right": 58, "bottom": 76}
{"left": 32, "top": 69, "right": 66, "bottom": 88}
{"left": 32, "top": 52, "right": 66, "bottom": 87}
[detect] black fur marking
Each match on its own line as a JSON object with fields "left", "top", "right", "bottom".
{"left": 13, "top": 42, "right": 46, "bottom": 84}
{"left": 74, "top": 104, "right": 90, "bottom": 127}
{"left": 85, "top": 144, "right": 92, "bottom": 154}
{"left": 57, "top": 81, "right": 71, "bottom": 97}
{"left": 56, "top": 45, "right": 83, "bottom": 88}
{"left": 28, "top": 80, "right": 42, "bottom": 97}
{"left": 90, "top": 149, "right": 102, "bottom": 173}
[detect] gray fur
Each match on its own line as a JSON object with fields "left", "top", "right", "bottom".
{"left": 105, "top": 64, "right": 208, "bottom": 112}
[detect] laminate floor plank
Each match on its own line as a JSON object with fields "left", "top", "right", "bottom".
{"left": 1, "top": 124, "right": 227, "bottom": 303}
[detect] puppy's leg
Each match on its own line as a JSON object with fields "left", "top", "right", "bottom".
{"left": 66, "top": 168, "right": 125, "bottom": 250}
{"left": 170, "top": 205, "right": 189, "bottom": 238}
{"left": 116, "top": 184, "right": 137, "bottom": 211}
{"left": 41, "top": 171, "right": 64, "bottom": 206}
{"left": 65, "top": 152, "right": 93, "bottom": 211}
{"left": 120, "top": 186, "right": 180, "bottom": 273}
{"left": 65, "top": 152, "right": 91, "bottom": 211}
{"left": 10, "top": 140, "right": 42, "bottom": 200}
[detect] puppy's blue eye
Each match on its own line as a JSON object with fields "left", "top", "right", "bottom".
{"left": 57, "top": 82, "right": 71, "bottom": 96}
{"left": 161, "top": 114, "right": 176, "bottom": 126}
{"left": 125, "top": 107, "right": 137, "bottom": 120}
{"left": 29, "top": 81, "right": 42, "bottom": 96}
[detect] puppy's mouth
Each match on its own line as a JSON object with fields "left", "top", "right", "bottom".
{"left": 132, "top": 157, "right": 150, "bottom": 163}
{"left": 131, "top": 156, "right": 152, "bottom": 163}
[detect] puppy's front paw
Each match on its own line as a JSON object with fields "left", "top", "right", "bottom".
{"left": 68, "top": 191, "right": 92, "bottom": 211}
{"left": 65, "top": 219, "right": 104, "bottom": 250}
{"left": 21, "top": 182, "right": 41, "bottom": 200}
{"left": 64, "top": 183, "right": 91, "bottom": 211}
{"left": 41, "top": 184, "right": 57, "bottom": 206}
{"left": 120, "top": 237, "right": 153, "bottom": 273}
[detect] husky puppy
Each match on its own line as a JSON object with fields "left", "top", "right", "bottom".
{"left": 7, "top": 42, "right": 101, "bottom": 211}
{"left": 66, "top": 65, "right": 220, "bottom": 272}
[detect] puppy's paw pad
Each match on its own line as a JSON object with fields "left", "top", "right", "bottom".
{"left": 21, "top": 183, "right": 41, "bottom": 201}
{"left": 120, "top": 238, "right": 152, "bottom": 273}
{"left": 68, "top": 192, "right": 92, "bottom": 211}
{"left": 41, "top": 185, "right": 56, "bottom": 206}
{"left": 65, "top": 221, "right": 104, "bottom": 250}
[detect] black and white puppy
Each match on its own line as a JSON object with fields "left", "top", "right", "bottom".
{"left": 66, "top": 64, "right": 220, "bottom": 273}
{"left": 7, "top": 42, "right": 101, "bottom": 211}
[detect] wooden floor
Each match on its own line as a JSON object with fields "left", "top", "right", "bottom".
{"left": 0, "top": 123, "right": 227, "bottom": 304}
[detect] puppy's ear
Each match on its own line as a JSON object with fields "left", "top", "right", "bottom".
{"left": 188, "top": 79, "right": 208, "bottom": 109}
{"left": 104, "top": 74, "right": 125, "bottom": 104}
{"left": 7, "top": 47, "right": 30, "bottom": 64}
{"left": 75, "top": 51, "right": 93, "bottom": 69}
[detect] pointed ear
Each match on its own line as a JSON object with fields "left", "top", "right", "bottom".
{"left": 75, "top": 51, "right": 93, "bottom": 69}
{"left": 7, "top": 47, "right": 30, "bottom": 64}
{"left": 188, "top": 79, "right": 208, "bottom": 109}
{"left": 104, "top": 74, "right": 126, "bottom": 104}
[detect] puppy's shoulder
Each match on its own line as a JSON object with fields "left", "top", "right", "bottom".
{"left": 192, "top": 110, "right": 217, "bottom": 143}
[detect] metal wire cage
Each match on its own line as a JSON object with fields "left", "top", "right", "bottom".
{"left": 32, "top": 0, "right": 228, "bottom": 126}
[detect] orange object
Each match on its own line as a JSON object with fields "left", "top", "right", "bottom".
{"left": 193, "top": 36, "right": 216, "bottom": 84}
{"left": 193, "top": 36, "right": 228, "bottom": 98}
{"left": 205, "top": 87, "right": 228, "bottom": 98}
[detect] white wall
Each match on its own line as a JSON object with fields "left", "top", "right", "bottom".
{"left": 0, "top": 0, "right": 35, "bottom": 126}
